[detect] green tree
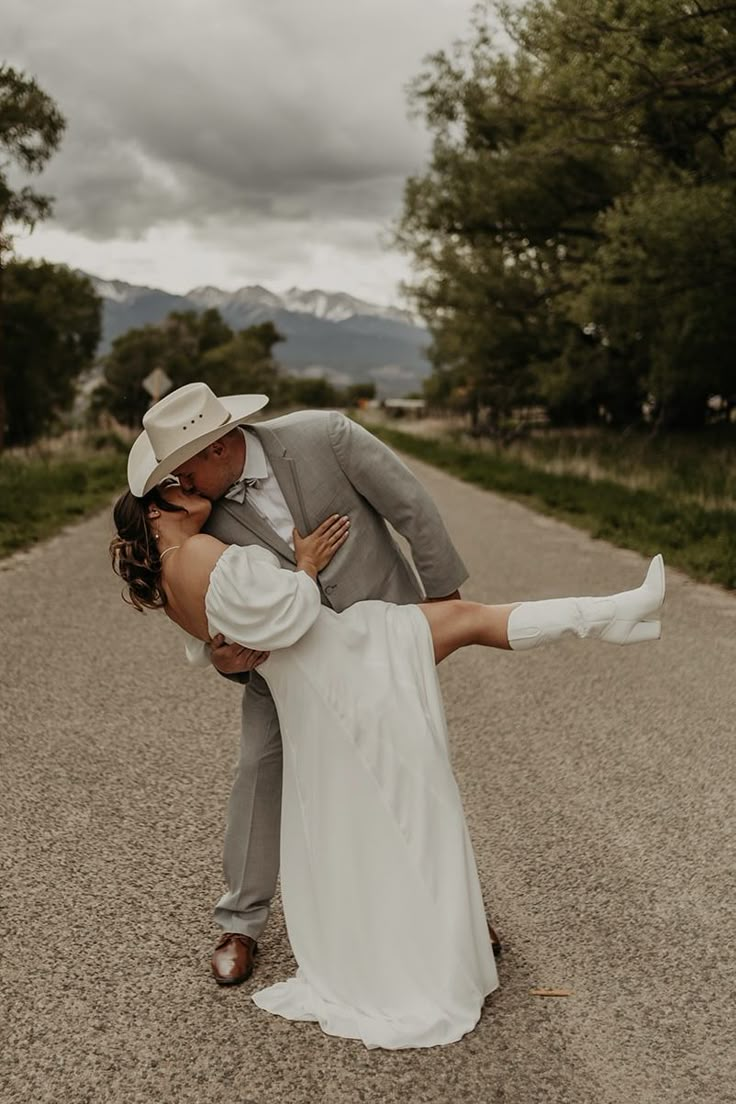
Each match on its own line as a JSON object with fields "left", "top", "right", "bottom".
{"left": 0, "top": 66, "right": 66, "bottom": 448}
{"left": 398, "top": 0, "right": 736, "bottom": 430}
{"left": 511, "top": 0, "right": 736, "bottom": 426}
{"left": 201, "top": 320, "right": 285, "bottom": 397}
{"left": 95, "top": 314, "right": 286, "bottom": 425}
{"left": 397, "top": 17, "right": 620, "bottom": 428}
{"left": 287, "top": 375, "right": 341, "bottom": 408}
{"left": 571, "top": 178, "right": 736, "bottom": 428}
{"left": 160, "top": 308, "right": 235, "bottom": 384}
{"left": 345, "top": 381, "right": 377, "bottom": 404}
{"left": 93, "top": 324, "right": 170, "bottom": 427}
{"left": 4, "top": 260, "right": 101, "bottom": 445}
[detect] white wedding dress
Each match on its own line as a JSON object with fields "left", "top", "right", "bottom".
{"left": 202, "top": 544, "right": 498, "bottom": 1049}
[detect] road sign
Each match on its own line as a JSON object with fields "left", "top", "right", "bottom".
{"left": 142, "top": 367, "right": 173, "bottom": 403}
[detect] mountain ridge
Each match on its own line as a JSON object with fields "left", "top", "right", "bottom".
{"left": 84, "top": 272, "right": 431, "bottom": 399}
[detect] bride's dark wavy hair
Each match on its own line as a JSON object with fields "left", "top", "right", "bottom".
{"left": 110, "top": 485, "right": 186, "bottom": 611}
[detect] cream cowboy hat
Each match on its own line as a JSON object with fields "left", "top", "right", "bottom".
{"left": 127, "top": 382, "right": 269, "bottom": 497}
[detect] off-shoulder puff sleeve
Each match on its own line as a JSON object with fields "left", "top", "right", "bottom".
{"left": 205, "top": 545, "right": 322, "bottom": 651}
{"left": 183, "top": 632, "right": 211, "bottom": 668}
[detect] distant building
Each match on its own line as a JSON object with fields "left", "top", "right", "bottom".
{"left": 382, "top": 398, "right": 427, "bottom": 419}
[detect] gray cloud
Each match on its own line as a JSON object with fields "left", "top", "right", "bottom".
{"left": 4, "top": 0, "right": 479, "bottom": 239}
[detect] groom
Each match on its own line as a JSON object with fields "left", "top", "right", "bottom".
{"left": 129, "top": 381, "right": 496, "bottom": 985}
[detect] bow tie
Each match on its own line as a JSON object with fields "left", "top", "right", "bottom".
{"left": 224, "top": 477, "right": 259, "bottom": 504}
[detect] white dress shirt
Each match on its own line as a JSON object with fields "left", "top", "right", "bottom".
{"left": 185, "top": 428, "right": 298, "bottom": 667}
{"left": 225, "top": 428, "right": 296, "bottom": 549}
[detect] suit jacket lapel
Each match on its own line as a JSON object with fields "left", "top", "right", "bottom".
{"left": 252, "top": 425, "right": 311, "bottom": 536}
{"left": 217, "top": 499, "right": 295, "bottom": 564}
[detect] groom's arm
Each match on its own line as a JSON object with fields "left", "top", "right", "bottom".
{"left": 326, "top": 413, "right": 468, "bottom": 598}
{"left": 210, "top": 637, "right": 270, "bottom": 680}
{"left": 184, "top": 634, "right": 269, "bottom": 680}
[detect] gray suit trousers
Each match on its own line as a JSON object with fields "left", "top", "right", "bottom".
{"left": 213, "top": 673, "right": 282, "bottom": 938}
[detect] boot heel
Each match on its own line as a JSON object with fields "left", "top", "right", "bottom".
{"left": 612, "top": 619, "right": 662, "bottom": 645}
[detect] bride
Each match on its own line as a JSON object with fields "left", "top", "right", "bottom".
{"left": 111, "top": 480, "right": 664, "bottom": 1049}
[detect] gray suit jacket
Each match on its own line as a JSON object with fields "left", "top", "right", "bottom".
{"left": 203, "top": 410, "right": 467, "bottom": 613}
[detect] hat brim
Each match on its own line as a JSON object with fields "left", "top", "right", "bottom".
{"left": 127, "top": 394, "right": 270, "bottom": 497}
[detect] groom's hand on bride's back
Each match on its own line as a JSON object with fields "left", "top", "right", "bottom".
{"left": 209, "top": 634, "right": 270, "bottom": 675}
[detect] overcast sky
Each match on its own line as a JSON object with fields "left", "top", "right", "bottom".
{"left": 4, "top": 0, "right": 489, "bottom": 305}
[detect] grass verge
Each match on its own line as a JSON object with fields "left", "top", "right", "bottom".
{"left": 363, "top": 421, "right": 736, "bottom": 591}
{"left": 0, "top": 435, "right": 128, "bottom": 558}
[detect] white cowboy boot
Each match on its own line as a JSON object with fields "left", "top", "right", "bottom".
{"left": 507, "top": 554, "right": 665, "bottom": 651}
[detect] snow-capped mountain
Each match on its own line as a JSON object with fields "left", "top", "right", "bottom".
{"left": 280, "top": 287, "right": 416, "bottom": 326}
{"left": 83, "top": 273, "right": 430, "bottom": 398}
{"left": 184, "top": 283, "right": 417, "bottom": 326}
{"left": 85, "top": 276, "right": 149, "bottom": 304}
{"left": 85, "top": 274, "right": 418, "bottom": 325}
{"left": 187, "top": 284, "right": 284, "bottom": 313}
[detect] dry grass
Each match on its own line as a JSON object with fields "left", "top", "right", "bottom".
{"left": 0, "top": 430, "right": 130, "bottom": 558}
{"left": 372, "top": 415, "right": 736, "bottom": 512}
{"left": 361, "top": 417, "right": 736, "bottom": 591}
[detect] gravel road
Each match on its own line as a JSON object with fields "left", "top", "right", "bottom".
{"left": 1, "top": 455, "right": 734, "bottom": 1104}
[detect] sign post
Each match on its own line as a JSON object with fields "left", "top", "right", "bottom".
{"left": 142, "top": 367, "right": 173, "bottom": 406}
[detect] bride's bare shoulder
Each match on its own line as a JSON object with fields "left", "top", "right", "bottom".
{"left": 178, "top": 533, "right": 228, "bottom": 570}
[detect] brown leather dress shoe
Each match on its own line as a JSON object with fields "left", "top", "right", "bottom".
{"left": 211, "top": 933, "right": 258, "bottom": 986}
{"left": 488, "top": 922, "right": 502, "bottom": 958}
